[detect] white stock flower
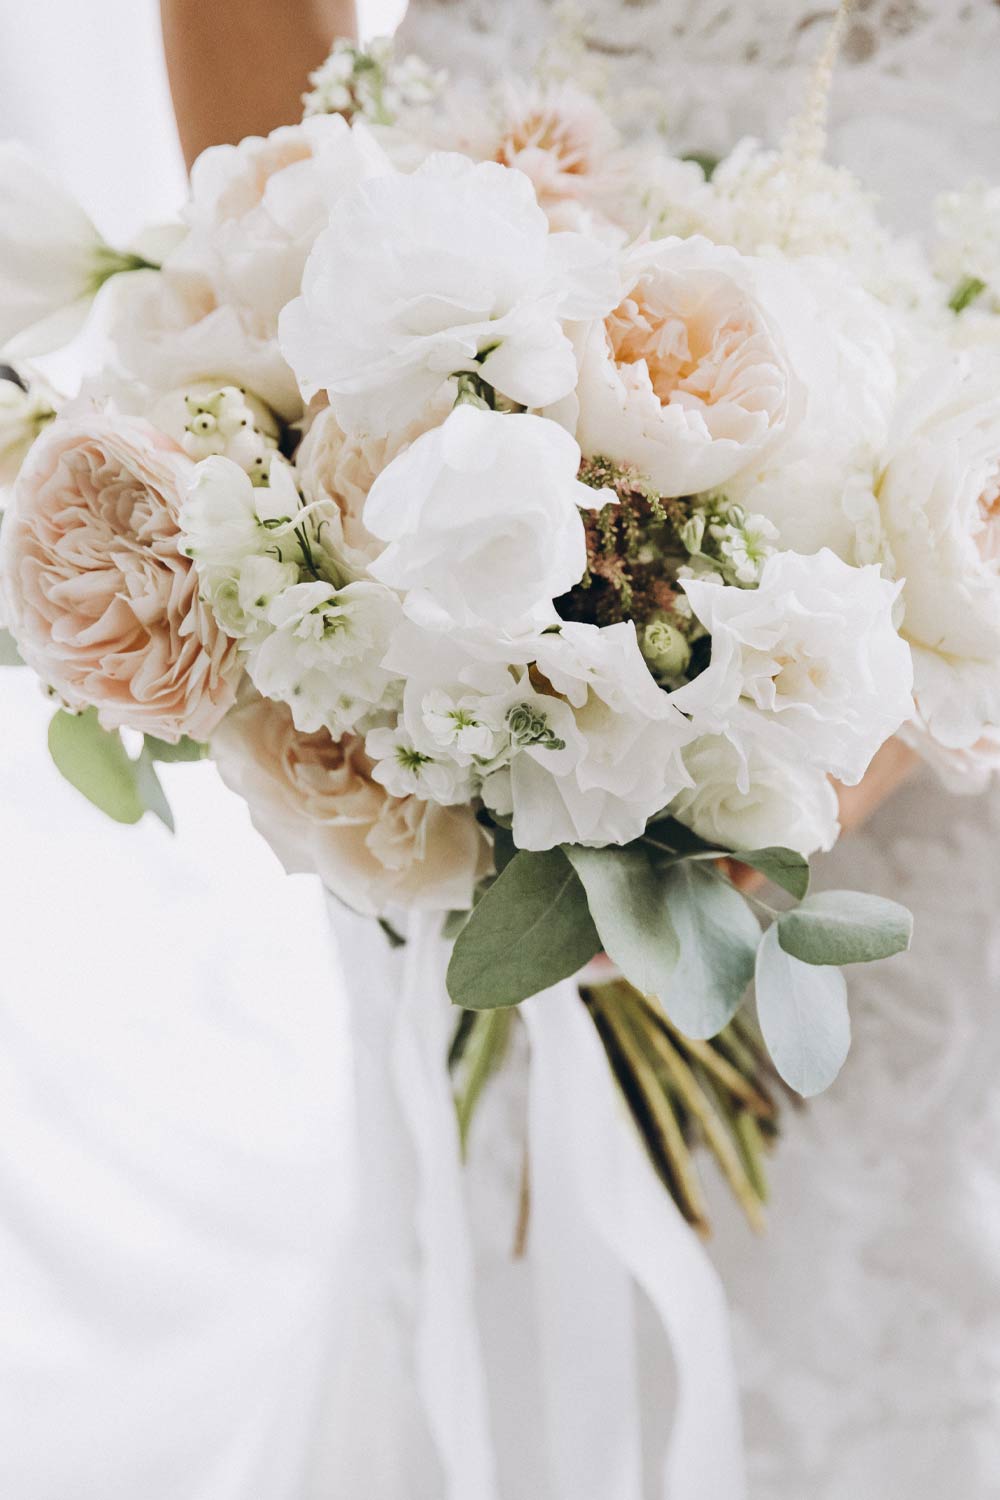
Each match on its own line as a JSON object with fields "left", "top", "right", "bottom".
{"left": 365, "top": 406, "right": 596, "bottom": 632}
{"left": 279, "top": 152, "right": 619, "bottom": 435}
{"left": 878, "top": 355, "right": 1000, "bottom": 750}
{"left": 246, "top": 577, "right": 402, "bottom": 736}
{"left": 672, "top": 730, "right": 840, "bottom": 856}
{"left": 0, "top": 373, "right": 57, "bottom": 485}
{"left": 485, "top": 620, "right": 696, "bottom": 850}
{"left": 365, "top": 722, "right": 474, "bottom": 805}
{"left": 677, "top": 549, "right": 913, "bottom": 785}
{"left": 567, "top": 236, "right": 797, "bottom": 497}
{"left": 0, "top": 144, "right": 150, "bottom": 356}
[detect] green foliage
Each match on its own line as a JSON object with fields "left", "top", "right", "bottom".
{"left": 754, "top": 926, "right": 851, "bottom": 1096}
{"left": 777, "top": 890, "right": 913, "bottom": 966}
{"left": 447, "top": 848, "right": 600, "bottom": 1010}
{"left": 564, "top": 843, "right": 679, "bottom": 998}
{"left": 47, "top": 709, "right": 174, "bottom": 831}
{"left": 732, "top": 846, "right": 810, "bottom": 901}
{"left": 654, "top": 862, "right": 760, "bottom": 1038}
{"left": 0, "top": 629, "right": 22, "bottom": 666}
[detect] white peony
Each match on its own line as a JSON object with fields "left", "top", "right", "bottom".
{"left": 246, "top": 577, "right": 402, "bottom": 736}
{"left": 677, "top": 549, "right": 913, "bottom": 785}
{"left": 878, "top": 355, "right": 1000, "bottom": 750}
{"left": 672, "top": 729, "right": 840, "bottom": 856}
{"left": 565, "top": 236, "right": 797, "bottom": 498}
{"left": 365, "top": 405, "right": 597, "bottom": 632}
{"left": 279, "top": 152, "right": 619, "bottom": 435}
{"left": 483, "top": 620, "right": 696, "bottom": 850}
{"left": 0, "top": 144, "right": 151, "bottom": 356}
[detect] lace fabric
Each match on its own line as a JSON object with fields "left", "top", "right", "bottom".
{"left": 391, "top": 4, "right": 1000, "bottom": 1493}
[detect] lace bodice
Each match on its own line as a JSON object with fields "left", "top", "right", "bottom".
{"left": 391, "top": 5, "right": 1000, "bottom": 1496}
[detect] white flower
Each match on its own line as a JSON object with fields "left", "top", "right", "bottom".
{"left": 0, "top": 373, "right": 57, "bottom": 485}
{"left": 365, "top": 722, "right": 473, "bottom": 805}
{"left": 877, "top": 355, "right": 1000, "bottom": 750}
{"left": 303, "top": 37, "right": 445, "bottom": 124}
{"left": 566, "top": 236, "right": 797, "bottom": 497}
{"left": 294, "top": 401, "right": 450, "bottom": 579}
{"left": 671, "top": 730, "right": 840, "bottom": 856}
{"left": 365, "top": 406, "right": 596, "bottom": 632}
{"left": 246, "top": 578, "right": 402, "bottom": 736}
{"left": 279, "top": 152, "right": 619, "bottom": 436}
{"left": 180, "top": 454, "right": 300, "bottom": 568}
{"left": 486, "top": 620, "right": 696, "bottom": 850}
{"left": 0, "top": 144, "right": 150, "bottom": 356}
{"left": 934, "top": 182, "right": 1000, "bottom": 312}
{"left": 199, "top": 554, "right": 300, "bottom": 640}
{"left": 676, "top": 550, "right": 913, "bottom": 785}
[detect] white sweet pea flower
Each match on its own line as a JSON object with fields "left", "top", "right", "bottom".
{"left": 279, "top": 152, "right": 619, "bottom": 436}
{"left": 671, "top": 729, "right": 840, "bottom": 856}
{"left": 0, "top": 372, "right": 58, "bottom": 485}
{"left": 0, "top": 144, "right": 153, "bottom": 356}
{"left": 246, "top": 578, "right": 402, "bottom": 736}
{"left": 676, "top": 549, "right": 914, "bottom": 786}
{"left": 878, "top": 355, "right": 1000, "bottom": 752}
{"left": 365, "top": 406, "right": 597, "bottom": 632}
{"left": 483, "top": 620, "right": 696, "bottom": 850}
{"left": 566, "top": 236, "right": 797, "bottom": 498}
{"left": 180, "top": 454, "right": 300, "bottom": 568}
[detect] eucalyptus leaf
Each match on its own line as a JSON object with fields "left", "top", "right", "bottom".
{"left": 48, "top": 709, "right": 145, "bottom": 825}
{"left": 447, "top": 848, "right": 600, "bottom": 1010}
{"left": 143, "top": 734, "right": 206, "bottom": 763}
{"left": 564, "top": 843, "right": 679, "bottom": 999}
{"left": 733, "top": 846, "right": 810, "bottom": 901}
{"left": 655, "top": 863, "right": 760, "bottom": 1039}
{"left": 777, "top": 890, "right": 913, "bottom": 966}
{"left": 0, "top": 629, "right": 22, "bottom": 666}
{"left": 755, "top": 925, "right": 850, "bottom": 1096}
{"left": 134, "top": 750, "right": 175, "bottom": 833}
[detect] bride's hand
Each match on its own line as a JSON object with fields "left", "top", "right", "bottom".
{"left": 727, "top": 737, "right": 921, "bottom": 893}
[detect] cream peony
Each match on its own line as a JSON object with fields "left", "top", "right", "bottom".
{"left": 279, "top": 152, "right": 620, "bottom": 435}
{"left": 568, "top": 236, "right": 796, "bottom": 497}
{"left": 365, "top": 406, "right": 596, "bottom": 632}
{"left": 878, "top": 355, "right": 1000, "bottom": 749}
{"left": 0, "top": 413, "right": 241, "bottom": 741}
{"left": 212, "top": 694, "right": 491, "bottom": 915}
{"left": 677, "top": 549, "right": 913, "bottom": 785}
{"left": 672, "top": 729, "right": 840, "bottom": 856}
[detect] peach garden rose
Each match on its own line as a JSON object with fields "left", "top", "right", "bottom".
{"left": 0, "top": 412, "right": 241, "bottom": 742}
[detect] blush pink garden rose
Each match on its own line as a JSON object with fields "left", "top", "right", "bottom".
{"left": 0, "top": 412, "right": 242, "bottom": 741}
{"left": 212, "top": 694, "right": 492, "bottom": 915}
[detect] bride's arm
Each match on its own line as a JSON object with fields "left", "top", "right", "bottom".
{"left": 161, "top": 0, "right": 357, "bottom": 169}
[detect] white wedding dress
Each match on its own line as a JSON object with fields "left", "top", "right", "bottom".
{"left": 378, "top": 3, "right": 1000, "bottom": 1497}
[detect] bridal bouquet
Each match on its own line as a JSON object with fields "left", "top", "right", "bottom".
{"left": 3, "top": 33, "right": 996, "bottom": 1228}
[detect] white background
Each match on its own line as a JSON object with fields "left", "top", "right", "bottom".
{"left": 0, "top": 3, "right": 401, "bottom": 1496}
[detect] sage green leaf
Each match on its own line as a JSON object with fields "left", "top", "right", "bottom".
{"left": 656, "top": 863, "right": 760, "bottom": 1039}
{"left": 447, "top": 848, "right": 600, "bottom": 1010}
{"left": 143, "top": 734, "right": 206, "bottom": 762}
{"left": 777, "top": 890, "right": 913, "bottom": 966}
{"left": 452, "top": 1008, "right": 513, "bottom": 1155}
{"left": 134, "top": 750, "right": 175, "bottom": 833}
{"left": 48, "top": 709, "right": 145, "bottom": 825}
{"left": 0, "top": 629, "right": 22, "bottom": 665}
{"left": 564, "top": 843, "right": 679, "bottom": 999}
{"left": 755, "top": 925, "right": 850, "bottom": 1096}
{"left": 733, "top": 846, "right": 810, "bottom": 901}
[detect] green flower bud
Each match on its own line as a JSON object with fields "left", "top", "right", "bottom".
{"left": 641, "top": 615, "right": 691, "bottom": 679}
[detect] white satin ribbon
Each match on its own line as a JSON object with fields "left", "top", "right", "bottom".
{"left": 525, "top": 982, "right": 746, "bottom": 1500}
